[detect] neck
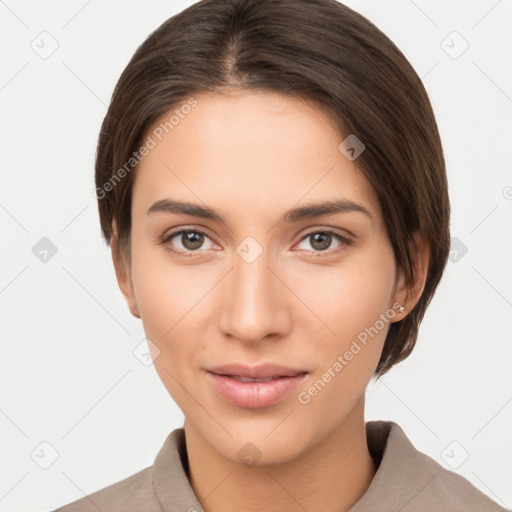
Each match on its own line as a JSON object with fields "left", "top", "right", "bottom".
{"left": 184, "top": 396, "right": 376, "bottom": 512}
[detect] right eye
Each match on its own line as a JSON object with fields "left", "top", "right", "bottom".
{"left": 160, "top": 228, "right": 218, "bottom": 257}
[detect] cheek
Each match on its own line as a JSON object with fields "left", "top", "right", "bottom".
{"left": 129, "top": 248, "right": 205, "bottom": 408}
{"left": 130, "top": 241, "right": 202, "bottom": 331}
{"left": 290, "top": 245, "right": 396, "bottom": 404}
{"left": 129, "top": 244, "right": 217, "bottom": 370}
{"left": 289, "top": 243, "right": 397, "bottom": 341}
{"left": 292, "top": 257, "right": 395, "bottom": 434}
{"left": 129, "top": 246, "right": 187, "bottom": 358}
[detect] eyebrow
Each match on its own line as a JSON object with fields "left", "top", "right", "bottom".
{"left": 146, "top": 197, "right": 373, "bottom": 226}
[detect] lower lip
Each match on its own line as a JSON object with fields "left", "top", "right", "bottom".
{"left": 206, "top": 371, "right": 308, "bottom": 409}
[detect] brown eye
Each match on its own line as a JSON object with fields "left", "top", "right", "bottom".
{"left": 162, "top": 229, "right": 216, "bottom": 255}
{"left": 309, "top": 232, "right": 332, "bottom": 251}
{"left": 180, "top": 231, "right": 204, "bottom": 250}
{"left": 295, "top": 229, "right": 352, "bottom": 255}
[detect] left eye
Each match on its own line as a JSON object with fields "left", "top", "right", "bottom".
{"left": 295, "top": 230, "right": 350, "bottom": 253}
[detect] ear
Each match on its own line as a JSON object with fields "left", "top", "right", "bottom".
{"left": 110, "top": 222, "right": 140, "bottom": 319}
{"left": 391, "top": 232, "right": 429, "bottom": 321}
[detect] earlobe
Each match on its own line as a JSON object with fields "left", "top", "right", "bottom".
{"left": 110, "top": 226, "right": 141, "bottom": 319}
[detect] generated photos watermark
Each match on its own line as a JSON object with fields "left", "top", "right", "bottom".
{"left": 94, "top": 97, "right": 198, "bottom": 200}
{"left": 297, "top": 302, "right": 403, "bottom": 405}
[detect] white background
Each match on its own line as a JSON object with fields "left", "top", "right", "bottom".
{"left": 1, "top": 1, "right": 511, "bottom": 510}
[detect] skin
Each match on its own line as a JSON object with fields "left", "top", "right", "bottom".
{"left": 111, "top": 90, "right": 429, "bottom": 512}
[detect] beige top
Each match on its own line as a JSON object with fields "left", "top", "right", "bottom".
{"left": 53, "top": 420, "right": 508, "bottom": 511}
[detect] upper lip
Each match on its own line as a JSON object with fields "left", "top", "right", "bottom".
{"left": 206, "top": 363, "right": 308, "bottom": 379}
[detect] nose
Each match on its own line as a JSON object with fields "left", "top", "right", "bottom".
{"left": 218, "top": 248, "right": 292, "bottom": 343}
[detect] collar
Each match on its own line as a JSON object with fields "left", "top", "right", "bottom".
{"left": 151, "top": 420, "right": 493, "bottom": 511}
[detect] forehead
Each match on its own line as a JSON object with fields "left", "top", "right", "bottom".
{"left": 132, "top": 90, "right": 382, "bottom": 227}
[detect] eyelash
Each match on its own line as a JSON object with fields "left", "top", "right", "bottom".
{"left": 159, "top": 228, "right": 353, "bottom": 259}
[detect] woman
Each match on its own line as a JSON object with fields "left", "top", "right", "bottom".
{"left": 54, "top": 0, "right": 507, "bottom": 510}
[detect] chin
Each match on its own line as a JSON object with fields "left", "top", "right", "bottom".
{"left": 208, "top": 420, "right": 317, "bottom": 466}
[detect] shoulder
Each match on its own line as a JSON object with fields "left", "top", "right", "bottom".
{"left": 51, "top": 466, "right": 163, "bottom": 512}
{"left": 420, "top": 465, "right": 508, "bottom": 511}
{"left": 408, "top": 444, "right": 508, "bottom": 511}
{"left": 51, "top": 428, "right": 195, "bottom": 512}
{"left": 353, "top": 420, "right": 509, "bottom": 511}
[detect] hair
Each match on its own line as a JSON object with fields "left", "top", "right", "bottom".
{"left": 95, "top": 0, "right": 450, "bottom": 378}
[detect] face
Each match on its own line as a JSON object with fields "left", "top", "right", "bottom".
{"left": 114, "top": 90, "right": 412, "bottom": 465}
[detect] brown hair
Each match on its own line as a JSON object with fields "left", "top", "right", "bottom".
{"left": 95, "top": 0, "right": 450, "bottom": 378}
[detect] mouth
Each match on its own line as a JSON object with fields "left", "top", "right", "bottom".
{"left": 205, "top": 364, "right": 308, "bottom": 409}
{"left": 216, "top": 374, "right": 305, "bottom": 383}
{"left": 206, "top": 362, "right": 308, "bottom": 380}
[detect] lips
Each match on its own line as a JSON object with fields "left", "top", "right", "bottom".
{"left": 205, "top": 363, "right": 309, "bottom": 408}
